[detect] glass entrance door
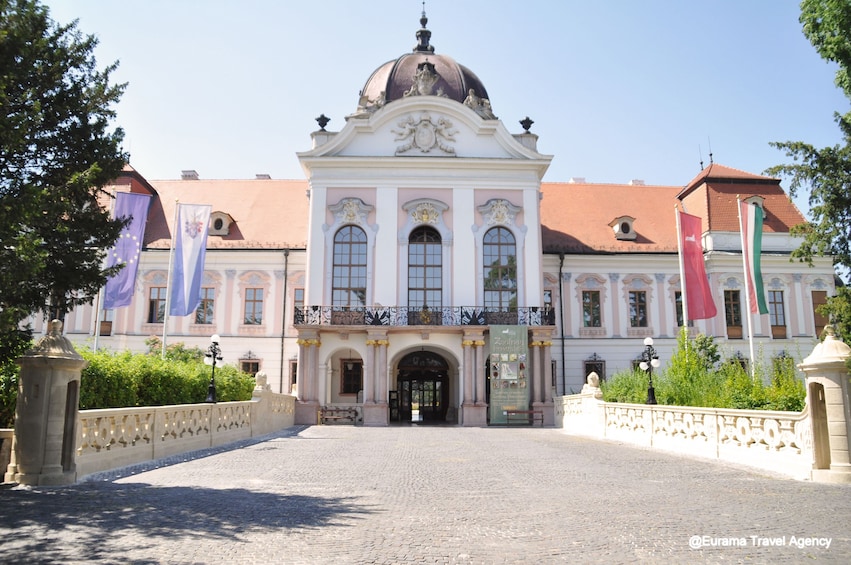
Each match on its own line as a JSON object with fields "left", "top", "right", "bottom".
{"left": 397, "top": 351, "right": 449, "bottom": 423}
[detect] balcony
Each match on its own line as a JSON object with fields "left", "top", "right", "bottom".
{"left": 295, "top": 306, "right": 556, "bottom": 327}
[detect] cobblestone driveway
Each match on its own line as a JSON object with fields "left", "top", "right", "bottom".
{"left": 1, "top": 425, "right": 849, "bottom": 564}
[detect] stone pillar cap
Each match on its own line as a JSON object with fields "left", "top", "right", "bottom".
{"left": 801, "top": 326, "right": 851, "bottom": 367}
{"left": 24, "top": 320, "right": 84, "bottom": 361}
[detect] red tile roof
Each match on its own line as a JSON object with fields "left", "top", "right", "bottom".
{"left": 135, "top": 176, "right": 310, "bottom": 249}
{"left": 540, "top": 182, "right": 683, "bottom": 253}
{"left": 119, "top": 162, "right": 805, "bottom": 255}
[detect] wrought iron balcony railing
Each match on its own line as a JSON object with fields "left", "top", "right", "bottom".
{"left": 294, "top": 306, "right": 555, "bottom": 327}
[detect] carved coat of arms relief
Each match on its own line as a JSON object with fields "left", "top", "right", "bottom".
{"left": 392, "top": 112, "right": 457, "bottom": 155}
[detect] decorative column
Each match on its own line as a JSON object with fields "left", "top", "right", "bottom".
{"left": 474, "top": 339, "right": 486, "bottom": 406}
{"left": 531, "top": 327, "right": 556, "bottom": 426}
{"left": 294, "top": 333, "right": 321, "bottom": 425}
{"left": 362, "top": 339, "right": 375, "bottom": 404}
{"left": 6, "top": 321, "right": 86, "bottom": 486}
{"left": 462, "top": 339, "right": 474, "bottom": 407}
{"left": 362, "top": 333, "right": 389, "bottom": 426}
{"left": 799, "top": 327, "right": 851, "bottom": 483}
{"left": 655, "top": 273, "right": 668, "bottom": 337}
{"left": 609, "top": 273, "right": 622, "bottom": 337}
{"left": 461, "top": 332, "right": 487, "bottom": 426}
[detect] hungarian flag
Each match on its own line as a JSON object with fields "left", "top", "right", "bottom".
{"left": 169, "top": 203, "right": 212, "bottom": 316}
{"left": 103, "top": 192, "right": 152, "bottom": 309}
{"left": 678, "top": 211, "right": 717, "bottom": 319}
{"left": 739, "top": 200, "right": 768, "bottom": 315}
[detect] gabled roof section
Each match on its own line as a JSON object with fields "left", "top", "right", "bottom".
{"left": 677, "top": 163, "right": 778, "bottom": 199}
{"left": 677, "top": 163, "right": 805, "bottom": 233}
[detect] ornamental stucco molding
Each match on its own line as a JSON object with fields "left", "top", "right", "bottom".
{"left": 327, "top": 197, "right": 374, "bottom": 227}
{"left": 399, "top": 198, "right": 452, "bottom": 245}
{"left": 476, "top": 198, "right": 521, "bottom": 227}
{"left": 392, "top": 112, "right": 457, "bottom": 155}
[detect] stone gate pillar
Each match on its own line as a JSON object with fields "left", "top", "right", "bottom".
{"left": 5, "top": 320, "right": 87, "bottom": 486}
{"left": 799, "top": 326, "right": 851, "bottom": 483}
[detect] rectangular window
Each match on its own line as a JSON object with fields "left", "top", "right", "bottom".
{"left": 148, "top": 287, "right": 166, "bottom": 323}
{"left": 769, "top": 290, "right": 785, "bottom": 326}
{"left": 724, "top": 290, "right": 742, "bottom": 338}
{"left": 100, "top": 308, "right": 114, "bottom": 336}
{"left": 195, "top": 287, "right": 215, "bottom": 324}
{"left": 768, "top": 290, "right": 786, "bottom": 338}
{"left": 244, "top": 288, "right": 264, "bottom": 325}
{"left": 240, "top": 360, "right": 260, "bottom": 376}
{"left": 294, "top": 288, "right": 304, "bottom": 310}
{"left": 341, "top": 360, "right": 362, "bottom": 395}
{"left": 582, "top": 290, "right": 601, "bottom": 327}
{"left": 812, "top": 290, "right": 828, "bottom": 337}
{"left": 584, "top": 359, "right": 605, "bottom": 381}
{"left": 674, "top": 291, "right": 695, "bottom": 328}
{"left": 628, "top": 290, "right": 647, "bottom": 327}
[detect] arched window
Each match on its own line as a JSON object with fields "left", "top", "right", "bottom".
{"left": 408, "top": 227, "right": 442, "bottom": 309}
{"left": 332, "top": 226, "right": 367, "bottom": 307}
{"left": 483, "top": 227, "right": 517, "bottom": 309}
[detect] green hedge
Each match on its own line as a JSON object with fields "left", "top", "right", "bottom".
{"left": 79, "top": 347, "right": 255, "bottom": 409}
{"left": 0, "top": 345, "right": 256, "bottom": 427}
{"left": 601, "top": 331, "right": 806, "bottom": 412}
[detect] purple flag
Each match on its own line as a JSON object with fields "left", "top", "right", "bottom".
{"left": 103, "top": 192, "right": 152, "bottom": 309}
{"left": 169, "top": 203, "right": 212, "bottom": 316}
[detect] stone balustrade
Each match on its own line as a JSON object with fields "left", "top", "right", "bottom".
{"left": 556, "top": 387, "right": 813, "bottom": 480}
{"left": 68, "top": 380, "right": 294, "bottom": 481}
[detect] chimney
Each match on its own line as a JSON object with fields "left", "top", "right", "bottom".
{"left": 629, "top": 179, "right": 645, "bottom": 186}
{"left": 181, "top": 170, "right": 199, "bottom": 180}
{"left": 255, "top": 174, "right": 271, "bottom": 180}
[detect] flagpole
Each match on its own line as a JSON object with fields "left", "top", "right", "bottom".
{"left": 675, "top": 205, "right": 690, "bottom": 334}
{"left": 162, "top": 200, "right": 179, "bottom": 359}
{"left": 737, "top": 196, "right": 757, "bottom": 379}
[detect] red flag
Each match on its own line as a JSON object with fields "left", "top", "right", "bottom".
{"left": 679, "top": 211, "right": 717, "bottom": 320}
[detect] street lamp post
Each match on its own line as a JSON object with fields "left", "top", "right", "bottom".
{"left": 205, "top": 334, "right": 223, "bottom": 403}
{"left": 639, "top": 336, "right": 660, "bottom": 405}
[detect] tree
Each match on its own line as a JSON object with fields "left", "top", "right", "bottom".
{"left": 765, "top": 0, "right": 851, "bottom": 342}
{"left": 0, "top": 0, "right": 127, "bottom": 363}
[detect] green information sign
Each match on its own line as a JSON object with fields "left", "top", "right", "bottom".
{"left": 488, "top": 325, "right": 529, "bottom": 424}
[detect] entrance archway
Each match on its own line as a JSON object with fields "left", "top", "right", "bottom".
{"left": 396, "top": 351, "right": 450, "bottom": 423}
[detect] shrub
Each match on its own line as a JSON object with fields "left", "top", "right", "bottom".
{"left": 600, "top": 332, "right": 806, "bottom": 412}
{"left": 80, "top": 346, "right": 255, "bottom": 408}
{"left": 600, "top": 368, "right": 648, "bottom": 403}
{"left": 0, "top": 360, "right": 20, "bottom": 427}
{"left": 79, "top": 349, "right": 140, "bottom": 409}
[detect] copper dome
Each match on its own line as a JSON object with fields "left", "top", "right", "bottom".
{"left": 352, "top": 12, "right": 494, "bottom": 118}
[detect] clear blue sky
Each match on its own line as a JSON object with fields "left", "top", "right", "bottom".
{"left": 44, "top": 1, "right": 847, "bottom": 214}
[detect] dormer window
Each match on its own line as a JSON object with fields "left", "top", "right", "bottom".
{"left": 609, "top": 215, "right": 637, "bottom": 241}
{"left": 209, "top": 211, "right": 234, "bottom": 236}
{"left": 743, "top": 195, "right": 766, "bottom": 221}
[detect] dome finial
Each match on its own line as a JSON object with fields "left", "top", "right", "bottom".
{"left": 414, "top": 1, "right": 435, "bottom": 53}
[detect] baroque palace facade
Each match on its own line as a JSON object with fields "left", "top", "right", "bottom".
{"left": 46, "top": 15, "right": 834, "bottom": 426}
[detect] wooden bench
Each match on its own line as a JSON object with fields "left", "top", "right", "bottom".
{"left": 505, "top": 409, "right": 544, "bottom": 427}
{"left": 317, "top": 407, "right": 358, "bottom": 425}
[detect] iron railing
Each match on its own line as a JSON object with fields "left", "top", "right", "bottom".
{"left": 294, "top": 306, "right": 555, "bottom": 327}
